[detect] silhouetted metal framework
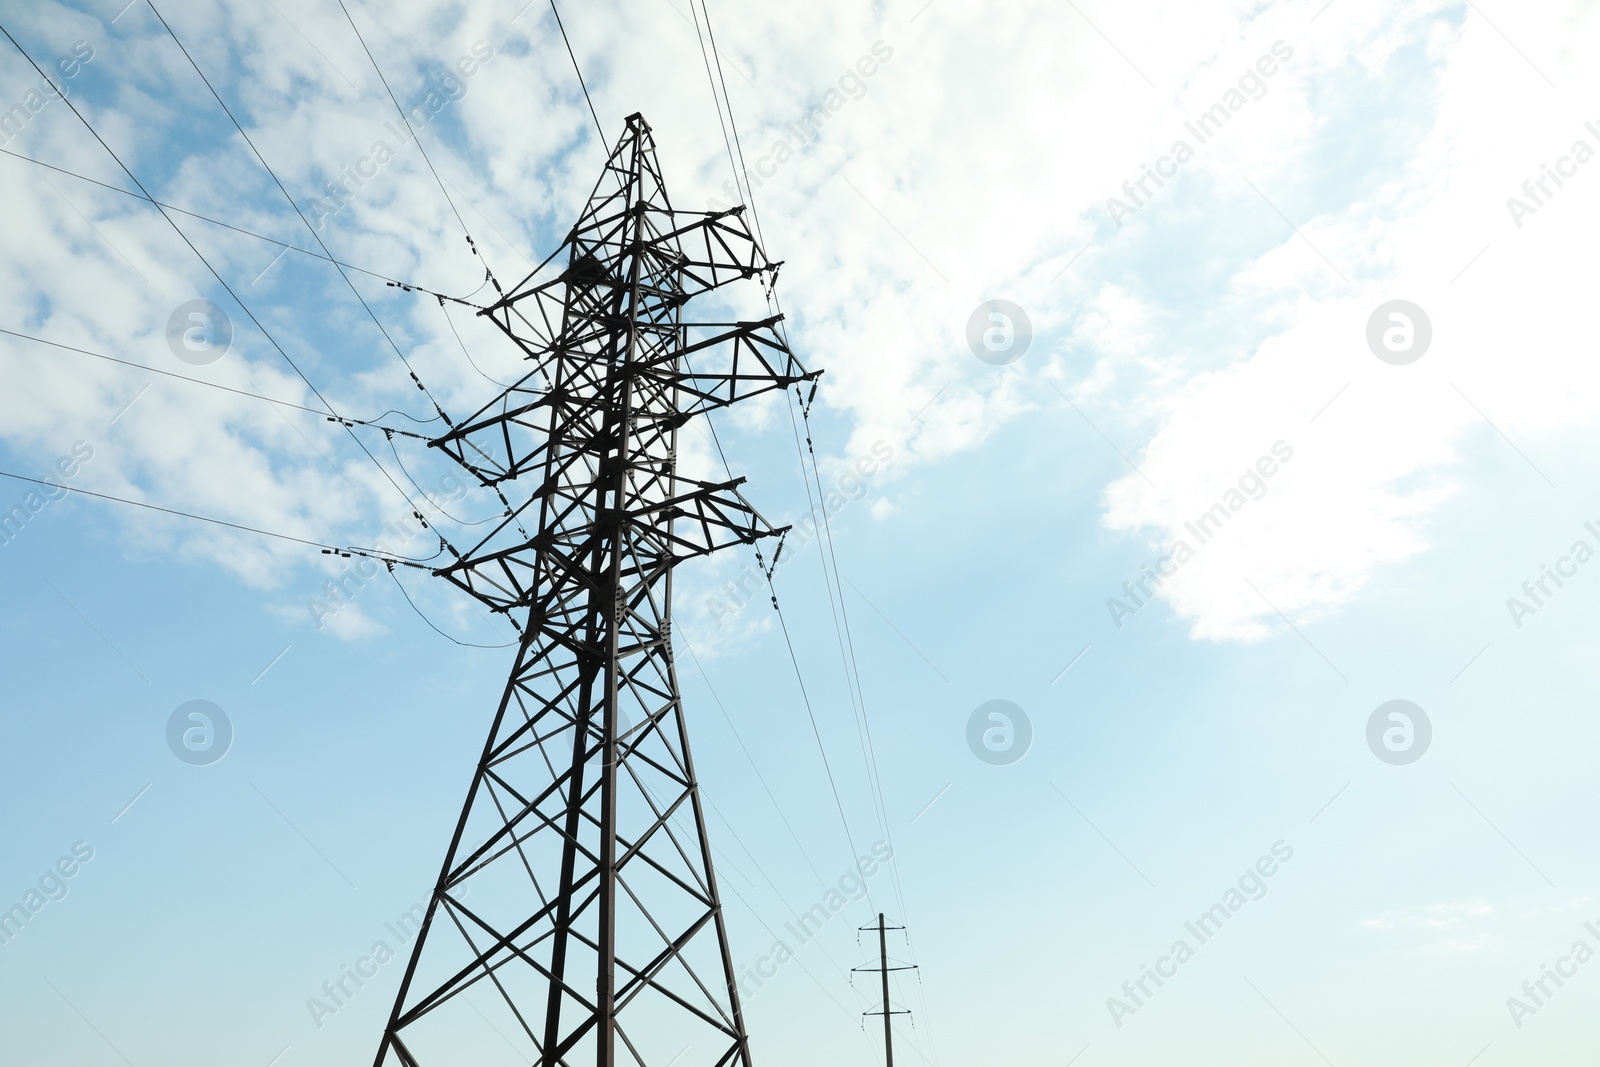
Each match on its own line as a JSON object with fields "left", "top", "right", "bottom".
{"left": 853, "top": 915, "right": 915, "bottom": 1067}
{"left": 374, "top": 113, "right": 817, "bottom": 1067}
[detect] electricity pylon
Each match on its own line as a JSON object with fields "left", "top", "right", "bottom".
{"left": 853, "top": 915, "right": 916, "bottom": 1067}
{"left": 373, "top": 112, "right": 817, "bottom": 1067}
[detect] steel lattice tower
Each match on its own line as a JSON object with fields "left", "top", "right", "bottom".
{"left": 373, "top": 113, "right": 816, "bottom": 1067}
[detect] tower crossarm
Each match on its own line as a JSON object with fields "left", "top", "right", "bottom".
{"left": 430, "top": 474, "right": 787, "bottom": 614}
{"left": 661, "top": 315, "right": 817, "bottom": 417}
{"left": 430, "top": 192, "right": 811, "bottom": 486}
{"left": 427, "top": 323, "right": 815, "bottom": 485}
{"left": 654, "top": 206, "right": 778, "bottom": 298}
{"left": 475, "top": 204, "right": 780, "bottom": 378}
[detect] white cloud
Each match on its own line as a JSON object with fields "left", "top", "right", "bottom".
{"left": 7, "top": 0, "right": 1600, "bottom": 648}
{"left": 1093, "top": 0, "right": 1600, "bottom": 639}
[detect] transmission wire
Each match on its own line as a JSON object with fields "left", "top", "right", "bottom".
{"left": 710, "top": 0, "right": 917, "bottom": 958}
{"left": 680, "top": 631, "right": 833, "bottom": 892}
{"left": 697, "top": 0, "right": 768, "bottom": 251}
{"left": 0, "top": 146, "right": 482, "bottom": 307}
{"left": 123, "top": 8, "right": 502, "bottom": 569}
{"left": 0, "top": 326, "right": 435, "bottom": 433}
{"left": 697, "top": 793, "right": 867, "bottom": 999}
{"left": 788, "top": 395, "right": 938, "bottom": 1064}
{"left": 779, "top": 394, "right": 939, "bottom": 1067}
{"left": 688, "top": 0, "right": 745, "bottom": 211}
{"left": 675, "top": 354, "right": 876, "bottom": 914}
{"left": 689, "top": 2, "right": 936, "bottom": 1052}
{"left": 784, "top": 395, "right": 890, "bottom": 840}
{"left": 383, "top": 433, "right": 501, "bottom": 527}
{"left": 439, "top": 299, "right": 517, "bottom": 389}
{"left": 335, "top": 0, "right": 501, "bottom": 296}
{"left": 387, "top": 566, "right": 519, "bottom": 648}
{"left": 763, "top": 568, "right": 876, "bottom": 915}
{"left": 695, "top": 0, "right": 906, "bottom": 919}
{"left": 0, "top": 21, "right": 443, "bottom": 548}
{"left": 790, "top": 398, "right": 899, "bottom": 875}
{"left": 0, "top": 468, "right": 418, "bottom": 563}
{"left": 145, "top": 1, "right": 459, "bottom": 432}
{"left": 547, "top": 0, "right": 606, "bottom": 145}
{"left": 686, "top": 0, "right": 909, "bottom": 956}
{"left": 631, "top": 756, "right": 868, "bottom": 1018}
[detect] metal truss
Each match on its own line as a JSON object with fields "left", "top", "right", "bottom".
{"left": 373, "top": 113, "right": 817, "bottom": 1067}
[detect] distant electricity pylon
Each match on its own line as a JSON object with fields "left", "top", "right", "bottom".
{"left": 853, "top": 914, "right": 916, "bottom": 1067}
{"left": 373, "top": 112, "right": 818, "bottom": 1067}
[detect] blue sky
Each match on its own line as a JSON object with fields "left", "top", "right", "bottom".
{"left": 3, "top": 0, "right": 1600, "bottom": 1065}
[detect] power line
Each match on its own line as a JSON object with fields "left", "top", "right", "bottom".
{"left": 685, "top": 5, "right": 874, "bottom": 827}
{"left": 678, "top": 652, "right": 884, "bottom": 1018}
{"left": 764, "top": 570, "right": 875, "bottom": 913}
{"left": 640, "top": 770, "right": 868, "bottom": 1018}
{"left": 144, "top": 1, "right": 459, "bottom": 432}
{"left": 386, "top": 565, "right": 519, "bottom": 648}
{"left": 696, "top": 1, "right": 768, "bottom": 251}
{"left": 0, "top": 20, "right": 440, "bottom": 546}
{"left": 382, "top": 433, "right": 501, "bottom": 526}
{"left": 786, "top": 399, "right": 886, "bottom": 835}
{"left": 793, "top": 400, "right": 899, "bottom": 878}
{"left": 693, "top": 832, "right": 861, "bottom": 1021}
{"left": 710, "top": 14, "right": 940, "bottom": 1041}
{"left": 0, "top": 326, "right": 434, "bottom": 435}
{"left": 13, "top": 12, "right": 547, "bottom": 659}
{"left": 335, "top": 0, "right": 497, "bottom": 293}
{"left": 0, "top": 463, "right": 518, "bottom": 656}
{"left": 777, "top": 396, "right": 939, "bottom": 1066}
{"left": 686, "top": 0, "right": 922, "bottom": 986}
{"left": 548, "top": 0, "right": 606, "bottom": 145}
{"left": 791, "top": 397, "right": 941, "bottom": 1067}
{"left": 438, "top": 298, "right": 516, "bottom": 389}
{"left": 679, "top": 630, "right": 833, "bottom": 893}
{"left": 683, "top": 361, "right": 879, "bottom": 912}
{"left": 689, "top": 0, "right": 745, "bottom": 209}
{"left": 683, "top": 4, "right": 936, "bottom": 1050}
{"left": 0, "top": 468, "right": 407, "bottom": 561}
{"left": 0, "top": 147, "right": 479, "bottom": 306}
{"left": 687, "top": 9, "right": 885, "bottom": 845}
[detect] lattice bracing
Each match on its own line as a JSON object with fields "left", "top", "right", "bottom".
{"left": 373, "top": 113, "right": 817, "bottom": 1067}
